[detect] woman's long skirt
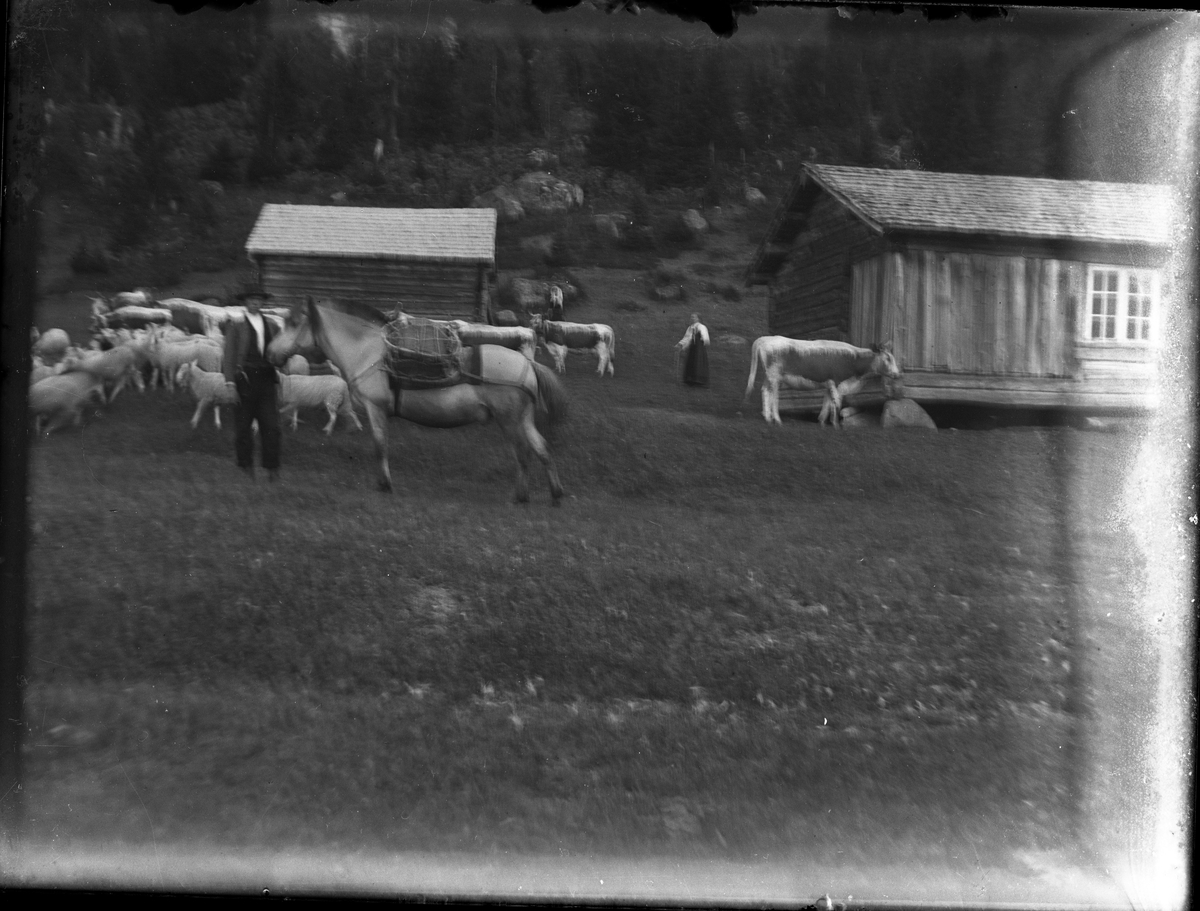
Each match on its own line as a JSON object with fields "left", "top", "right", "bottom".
{"left": 683, "top": 338, "right": 709, "bottom": 387}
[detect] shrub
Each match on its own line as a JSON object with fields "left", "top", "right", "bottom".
{"left": 199, "top": 137, "right": 241, "bottom": 183}
{"left": 70, "top": 239, "right": 110, "bottom": 275}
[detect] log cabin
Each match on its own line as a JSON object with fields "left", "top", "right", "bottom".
{"left": 745, "top": 164, "right": 1177, "bottom": 415}
{"left": 245, "top": 205, "right": 497, "bottom": 321}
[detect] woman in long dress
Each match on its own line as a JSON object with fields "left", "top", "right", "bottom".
{"left": 675, "top": 313, "right": 710, "bottom": 387}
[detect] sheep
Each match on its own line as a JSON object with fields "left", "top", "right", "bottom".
{"left": 29, "top": 371, "right": 106, "bottom": 435}
{"left": 32, "top": 328, "right": 71, "bottom": 366}
{"left": 61, "top": 345, "right": 144, "bottom": 404}
{"left": 175, "top": 363, "right": 238, "bottom": 430}
{"left": 282, "top": 354, "right": 310, "bottom": 375}
{"left": 148, "top": 333, "right": 223, "bottom": 391}
{"left": 278, "top": 373, "right": 363, "bottom": 435}
{"left": 30, "top": 356, "right": 57, "bottom": 386}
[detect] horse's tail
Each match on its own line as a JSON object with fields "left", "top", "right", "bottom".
{"left": 531, "top": 359, "right": 569, "bottom": 426}
{"left": 743, "top": 338, "right": 763, "bottom": 402}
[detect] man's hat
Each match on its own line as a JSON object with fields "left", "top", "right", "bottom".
{"left": 235, "top": 285, "right": 273, "bottom": 302}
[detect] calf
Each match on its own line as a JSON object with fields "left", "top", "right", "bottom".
{"left": 744, "top": 337, "right": 901, "bottom": 425}
{"left": 530, "top": 315, "right": 615, "bottom": 377}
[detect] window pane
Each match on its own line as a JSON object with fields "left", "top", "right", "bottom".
{"left": 1129, "top": 274, "right": 1139, "bottom": 294}
{"left": 1107, "top": 272, "right": 1119, "bottom": 292}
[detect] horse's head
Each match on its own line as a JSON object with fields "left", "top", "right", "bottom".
{"left": 267, "top": 296, "right": 316, "bottom": 366}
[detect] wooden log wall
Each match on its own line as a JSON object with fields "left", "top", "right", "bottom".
{"left": 768, "top": 195, "right": 882, "bottom": 340}
{"left": 259, "top": 256, "right": 485, "bottom": 320}
{"left": 849, "top": 248, "right": 1127, "bottom": 378}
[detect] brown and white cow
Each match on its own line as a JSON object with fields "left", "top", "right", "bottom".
{"left": 744, "top": 337, "right": 901, "bottom": 425}
{"left": 530, "top": 315, "right": 615, "bottom": 377}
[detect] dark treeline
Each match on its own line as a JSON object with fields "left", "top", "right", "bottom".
{"left": 27, "top": 1, "right": 1172, "bottom": 252}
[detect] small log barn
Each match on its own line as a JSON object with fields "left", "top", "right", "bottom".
{"left": 745, "top": 164, "right": 1175, "bottom": 414}
{"left": 245, "top": 205, "right": 497, "bottom": 321}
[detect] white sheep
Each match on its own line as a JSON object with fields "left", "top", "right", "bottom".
{"left": 29, "top": 371, "right": 106, "bottom": 434}
{"left": 60, "top": 345, "right": 144, "bottom": 403}
{"left": 282, "top": 354, "right": 310, "bottom": 375}
{"left": 32, "top": 328, "right": 71, "bottom": 365}
{"left": 175, "top": 363, "right": 238, "bottom": 430}
{"left": 278, "top": 373, "right": 363, "bottom": 435}
{"left": 149, "top": 334, "right": 223, "bottom": 391}
{"left": 30, "top": 356, "right": 57, "bottom": 386}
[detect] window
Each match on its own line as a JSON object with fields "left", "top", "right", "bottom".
{"left": 1086, "top": 266, "right": 1159, "bottom": 343}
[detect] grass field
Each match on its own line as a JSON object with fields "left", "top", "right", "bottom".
{"left": 11, "top": 214, "right": 1171, "bottom": 902}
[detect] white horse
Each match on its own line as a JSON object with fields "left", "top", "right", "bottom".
{"left": 268, "top": 297, "right": 568, "bottom": 504}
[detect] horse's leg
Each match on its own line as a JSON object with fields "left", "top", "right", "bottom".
{"left": 363, "top": 400, "right": 393, "bottom": 492}
{"left": 509, "top": 436, "right": 532, "bottom": 504}
{"left": 517, "top": 410, "right": 563, "bottom": 506}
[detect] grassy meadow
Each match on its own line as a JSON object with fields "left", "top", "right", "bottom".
{"left": 13, "top": 222, "right": 1162, "bottom": 900}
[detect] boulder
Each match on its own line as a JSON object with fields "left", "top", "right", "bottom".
{"left": 841, "top": 410, "right": 882, "bottom": 429}
{"left": 471, "top": 187, "right": 525, "bottom": 223}
{"left": 651, "top": 283, "right": 686, "bottom": 302}
{"left": 881, "top": 398, "right": 938, "bottom": 430}
{"left": 744, "top": 186, "right": 768, "bottom": 207}
{"left": 511, "top": 171, "right": 584, "bottom": 216}
{"left": 493, "top": 310, "right": 521, "bottom": 327}
{"left": 681, "top": 209, "right": 708, "bottom": 237}
{"left": 509, "top": 277, "right": 551, "bottom": 312}
{"left": 519, "top": 234, "right": 556, "bottom": 260}
{"left": 594, "top": 213, "right": 630, "bottom": 240}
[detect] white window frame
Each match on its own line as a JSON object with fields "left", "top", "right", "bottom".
{"left": 1083, "top": 265, "right": 1161, "bottom": 345}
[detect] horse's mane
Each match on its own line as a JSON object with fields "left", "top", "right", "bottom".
{"left": 313, "top": 297, "right": 390, "bottom": 327}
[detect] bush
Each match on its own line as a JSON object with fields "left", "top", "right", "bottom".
{"left": 70, "top": 239, "right": 110, "bottom": 275}
{"left": 199, "top": 137, "right": 241, "bottom": 183}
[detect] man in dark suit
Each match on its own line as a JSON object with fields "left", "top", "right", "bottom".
{"left": 223, "top": 287, "right": 281, "bottom": 481}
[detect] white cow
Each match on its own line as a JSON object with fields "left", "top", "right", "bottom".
{"left": 529, "top": 315, "right": 615, "bottom": 377}
{"left": 744, "top": 337, "right": 901, "bottom": 425}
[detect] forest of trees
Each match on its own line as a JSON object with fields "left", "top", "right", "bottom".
{"left": 16, "top": 1, "right": 1182, "bottom": 260}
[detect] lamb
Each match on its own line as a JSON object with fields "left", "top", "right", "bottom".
{"left": 149, "top": 331, "right": 223, "bottom": 391}
{"left": 60, "top": 345, "right": 144, "bottom": 403}
{"left": 32, "top": 328, "right": 71, "bottom": 366}
{"left": 282, "top": 354, "right": 310, "bottom": 375}
{"left": 29, "top": 371, "right": 106, "bottom": 435}
{"left": 278, "top": 373, "right": 363, "bottom": 435}
{"left": 175, "top": 363, "right": 239, "bottom": 430}
{"left": 30, "top": 356, "right": 59, "bottom": 386}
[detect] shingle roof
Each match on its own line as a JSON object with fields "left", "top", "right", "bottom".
{"left": 245, "top": 205, "right": 497, "bottom": 263}
{"left": 805, "top": 165, "right": 1173, "bottom": 246}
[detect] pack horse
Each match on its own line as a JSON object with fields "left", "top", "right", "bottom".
{"left": 743, "top": 337, "right": 902, "bottom": 425}
{"left": 268, "top": 297, "right": 568, "bottom": 505}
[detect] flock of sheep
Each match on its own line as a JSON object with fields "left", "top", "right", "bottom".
{"left": 28, "top": 293, "right": 360, "bottom": 438}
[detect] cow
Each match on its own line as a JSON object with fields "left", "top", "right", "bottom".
{"left": 529, "top": 315, "right": 615, "bottom": 377}
{"left": 743, "top": 337, "right": 901, "bottom": 425}
{"left": 448, "top": 321, "right": 539, "bottom": 361}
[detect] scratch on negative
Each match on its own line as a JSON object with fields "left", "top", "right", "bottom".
{"left": 119, "top": 760, "right": 163, "bottom": 885}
